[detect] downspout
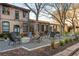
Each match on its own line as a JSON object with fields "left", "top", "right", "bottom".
{"left": 27, "top": 11, "right": 30, "bottom": 36}
{"left": 0, "top": 5, "right": 1, "bottom": 33}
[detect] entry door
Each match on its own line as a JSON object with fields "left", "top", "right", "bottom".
{"left": 14, "top": 25, "right": 20, "bottom": 35}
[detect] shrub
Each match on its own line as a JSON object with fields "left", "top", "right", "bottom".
{"left": 59, "top": 40, "right": 65, "bottom": 46}
{"left": 69, "top": 39, "right": 73, "bottom": 42}
{"left": 75, "top": 38, "right": 78, "bottom": 41}
{"left": 64, "top": 38, "right": 69, "bottom": 44}
{"left": 63, "top": 32, "right": 70, "bottom": 36}
{"left": 3, "top": 34, "right": 8, "bottom": 39}
{"left": 0, "top": 33, "right": 4, "bottom": 38}
{"left": 73, "top": 38, "right": 78, "bottom": 41}
{"left": 0, "top": 33, "right": 10, "bottom": 39}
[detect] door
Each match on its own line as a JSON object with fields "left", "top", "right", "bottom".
{"left": 14, "top": 25, "right": 20, "bottom": 35}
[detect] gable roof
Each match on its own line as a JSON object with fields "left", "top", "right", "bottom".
{"left": 0, "top": 3, "right": 30, "bottom": 12}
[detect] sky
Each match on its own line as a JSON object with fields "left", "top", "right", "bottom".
{"left": 9, "top": 3, "right": 53, "bottom": 23}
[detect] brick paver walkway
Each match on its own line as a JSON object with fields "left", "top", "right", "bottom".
{"left": 72, "top": 50, "right": 79, "bottom": 56}
{"left": 54, "top": 43, "right": 79, "bottom": 56}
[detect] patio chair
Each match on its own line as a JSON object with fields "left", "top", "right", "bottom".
{"left": 8, "top": 32, "right": 21, "bottom": 45}
{"left": 54, "top": 34, "right": 63, "bottom": 40}
{"left": 31, "top": 32, "right": 42, "bottom": 43}
{"left": 33, "top": 36, "right": 41, "bottom": 43}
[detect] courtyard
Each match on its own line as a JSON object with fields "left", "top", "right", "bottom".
{"left": 0, "top": 33, "right": 79, "bottom": 56}
{"left": 0, "top": 3, "right": 79, "bottom": 56}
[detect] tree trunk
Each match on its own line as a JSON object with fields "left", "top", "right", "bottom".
{"left": 72, "top": 24, "right": 78, "bottom": 39}
{"left": 60, "top": 24, "right": 64, "bottom": 35}
{"left": 35, "top": 14, "right": 39, "bottom": 33}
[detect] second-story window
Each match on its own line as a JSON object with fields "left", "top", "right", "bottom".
{"left": 15, "top": 11, "right": 19, "bottom": 20}
{"left": 2, "top": 6, "right": 10, "bottom": 15}
{"left": 23, "top": 11, "right": 26, "bottom": 18}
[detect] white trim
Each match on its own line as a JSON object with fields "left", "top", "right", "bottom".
{"left": 22, "top": 44, "right": 50, "bottom": 51}
{"left": 0, "top": 46, "right": 21, "bottom": 53}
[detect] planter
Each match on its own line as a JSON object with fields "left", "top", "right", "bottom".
{"left": 51, "top": 42, "right": 59, "bottom": 49}
{"left": 21, "top": 37, "right": 30, "bottom": 43}
{"left": 0, "top": 38, "right": 5, "bottom": 41}
{"left": 54, "top": 42, "right": 60, "bottom": 48}
{"left": 49, "top": 39, "right": 79, "bottom": 54}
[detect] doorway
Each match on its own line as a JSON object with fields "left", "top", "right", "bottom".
{"left": 14, "top": 25, "right": 20, "bottom": 35}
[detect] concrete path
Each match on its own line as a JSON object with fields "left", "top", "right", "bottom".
{"left": 0, "top": 38, "right": 51, "bottom": 52}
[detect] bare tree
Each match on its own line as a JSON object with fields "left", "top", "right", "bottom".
{"left": 44, "top": 3, "right": 71, "bottom": 35}
{"left": 66, "top": 4, "right": 79, "bottom": 35}
{"left": 24, "top": 3, "right": 46, "bottom": 33}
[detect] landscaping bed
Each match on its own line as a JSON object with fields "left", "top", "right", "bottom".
{"left": 0, "top": 40, "right": 79, "bottom": 56}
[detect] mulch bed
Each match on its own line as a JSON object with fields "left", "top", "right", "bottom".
{"left": 0, "top": 41, "right": 79, "bottom": 56}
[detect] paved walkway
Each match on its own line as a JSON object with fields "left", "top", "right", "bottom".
{"left": 0, "top": 38, "right": 51, "bottom": 52}
{"left": 54, "top": 43, "right": 79, "bottom": 56}
{"left": 72, "top": 49, "right": 79, "bottom": 56}
{"left": 0, "top": 35, "right": 75, "bottom": 53}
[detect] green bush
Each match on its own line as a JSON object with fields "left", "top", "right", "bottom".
{"left": 63, "top": 32, "right": 71, "bottom": 36}
{"left": 75, "top": 38, "right": 78, "bottom": 41}
{"left": 3, "top": 34, "right": 8, "bottom": 39}
{"left": 0, "top": 33, "right": 10, "bottom": 39}
{"left": 69, "top": 39, "right": 73, "bottom": 42}
{"left": 64, "top": 38, "right": 69, "bottom": 44}
{"left": 59, "top": 40, "right": 65, "bottom": 46}
{"left": 73, "top": 38, "right": 78, "bottom": 41}
{"left": 0, "top": 33, "right": 4, "bottom": 38}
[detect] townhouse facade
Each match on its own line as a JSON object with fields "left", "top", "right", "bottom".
{"left": 0, "top": 3, "right": 52, "bottom": 36}
{"left": 0, "top": 3, "right": 30, "bottom": 35}
{"left": 50, "top": 23, "right": 68, "bottom": 32}
{"left": 0, "top": 3, "right": 69, "bottom": 36}
{"left": 30, "top": 19, "right": 50, "bottom": 33}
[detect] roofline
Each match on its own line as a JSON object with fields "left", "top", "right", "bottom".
{"left": 0, "top": 3, "right": 30, "bottom": 12}
{"left": 30, "top": 19, "right": 50, "bottom": 24}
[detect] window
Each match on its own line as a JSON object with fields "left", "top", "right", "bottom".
{"left": 38, "top": 24, "right": 40, "bottom": 32}
{"left": 14, "top": 25, "right": 20, "bottom": 35}
{"left": 30, "top": 25, "right": 34, "bottom": 32}
{"left": 2, "top": 6, "right": 10, "bottom": 15}
{"left": 41, "top": 25, "right": 44, "bottom": 31}
{"left": 23, "top": 11, "right": 26, "bottom": 17}
{"left": 23, "top": 23, "right": 28, "bottom": 32}
{"left": 53, "top": 25, "right": 57, "bottom": 31}
{"left": 46, "top": 25, "right": 48, "bottom": 31}
{"left": 2, "top": 21, "right": 10, "bottom": 33}
{"left": 15, "top": 11, "right": 19, "bottom": 19}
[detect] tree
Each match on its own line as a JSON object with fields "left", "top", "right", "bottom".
{"left": 24, "top": 3, "right": 46, "bottom": 33}
{"left": 43, "top": 3, "right": 71, "bottom": 35}
{"left": 66, "top": 4, "right": 79, "bottom": 34}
